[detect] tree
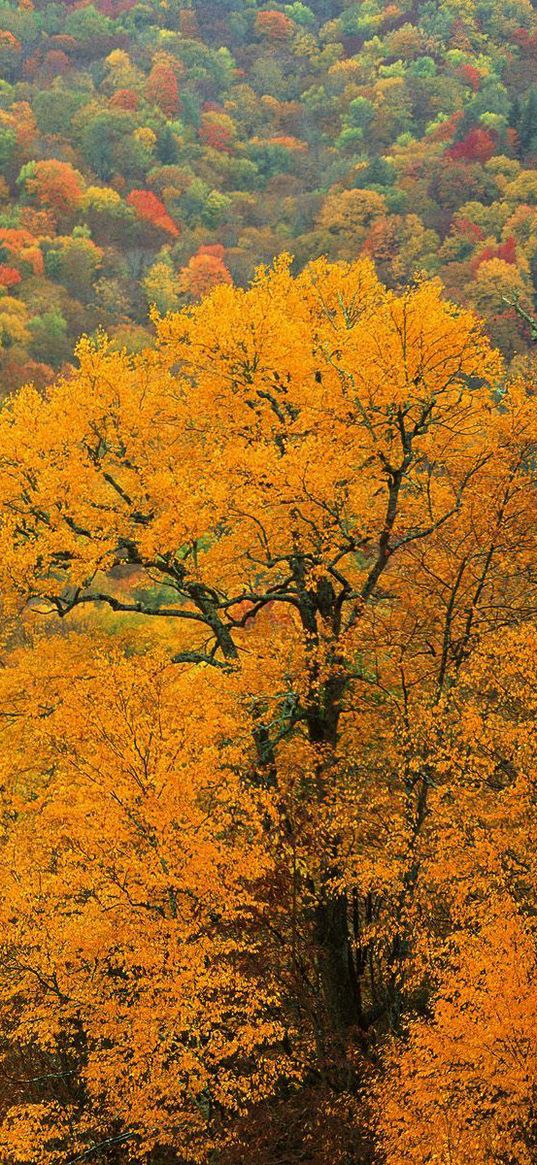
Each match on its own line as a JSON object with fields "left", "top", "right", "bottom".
{"left": 255, "top": 11, "right": 295, "bottom": 40}
{"left": 32, "top": 86, "right": 86, "bottom": 137}
{"left": 0, "top": 30, "right": 21, "bottom": 80}
{"left": 0, "top": 265, "right": 21, "bottom": 288}
{"left": 143, "top": 250, "right": 179, "bottom": 314}
{"left": 471, "top": 256, "right": 528, "bottom": 315}
{"left": 41, "top": 49, "right": 70, "bottom": 80}
{"left": 144, "top": 55, "right": 180, "bottom": 117}
{"left": 19, "top": 159, "right": 85, "bottom": 222}
{"left": 0, "top": 258, "right": 535, "bottom": 1161}
{"left": 0, "top": 638, "right": 294, "bottom": 1165}
{"left": 28, "top": 306, "right": 69, "bottom": 367}
{"left": 64, "top": 4, "right": 113, "bottom": 48}
{"left": 43, "top": 235, "right": 103, "bottom": 300}
{"left": 79, "top": 109, "right": 137, "bottom": 182}
{"left": 345, "top": 96, "right": 375, "bottom": 133}
{"left": 317, "top": 188, "right": 387, "bottom": 250}
{"left": 0, "top": 125, "right": 17, "bottom": 172}
{"left": 126, "top": 189, "right": 180, "bottom": 239}
{"left": 109, "top": 87, "right": 139, "bottom": 112}
{"left": 505, "top": 169, "right": 537, "bottom": 205}
{"left": 178, "top": 244, "right": 232, "bottom": 299}
{"left": 0, "top": 228, "right": 43, "bottom": 277}
{"left": 517, "top": 83, "right": 537, "bottom": 151}
{"left": 379, "top": 903, "right": 537, "bottom": 1165}
{"left": 0, "top": 291, "right": 29, "bottom": 349}
{"left": 200, "top": 110, "right": 236, "bottom": 152}
{"left": 447, "top": 126, "right": 497, "bottom": 163}
{"left": 377, "top": 625, "right": 537, "bottom": 1165}
{"left": 82, "top": 184, "right": 135, "bottom": 247}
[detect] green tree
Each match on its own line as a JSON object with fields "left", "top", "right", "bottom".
{"left": 28, "top": 307, "right": 69, "bottom": 367}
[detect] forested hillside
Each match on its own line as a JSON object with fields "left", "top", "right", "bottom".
{"left": 2, "top": 3, "right": 537, "bottom": 1165}
{"left": 0, "top": 0, "right": 536, "bottom": 388}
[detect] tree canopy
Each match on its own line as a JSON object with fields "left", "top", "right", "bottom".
{"left": 0, "top": 257, "right": 536, "bottom": 1163}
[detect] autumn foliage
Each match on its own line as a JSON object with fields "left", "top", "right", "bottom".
{"left": 1, "top": 0, "right": 537, "bottom": 394}
{"left": 178, "top": 243, "right": 232, "bottom": 298}
{"left": 126, "top": 189, "right": 179, "bottom": 237}
{"left": 0, "top": 257, "right": 537, "bottom": 1163}
{"left": 144, "top": 58, "right": 180, "bottom": 118}
{"left": 255, "top": 11, "right": 295, "bottom": 40}
{"left": 22, "top": 159, "right": 85, "bottom": 219}
{"left": 0, "top": 264, "right": 21, "bottom": 287}
{"left": 447, "top": 126, "right": 497, "bottom": 163}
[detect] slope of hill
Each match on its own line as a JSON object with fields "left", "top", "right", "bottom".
{"left": 0, "top": 0, "right": 535, "bottom": 389}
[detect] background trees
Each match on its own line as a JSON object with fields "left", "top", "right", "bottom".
{"left": 0, "top": 0, "right": 537, "bottom": 390}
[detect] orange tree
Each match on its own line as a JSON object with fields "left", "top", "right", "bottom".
{"left": 0, "top": 256, "right": 536, "bottom": 1162}
{"left": 376, "top": 625, "right": 537, "bottom": 1165}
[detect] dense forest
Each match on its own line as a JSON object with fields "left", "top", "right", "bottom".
{"left": 0, "top": 0, "right": 536, "bottom": 386}
{"left": 2, "top": 2, "right": 537, "bottom": 1164}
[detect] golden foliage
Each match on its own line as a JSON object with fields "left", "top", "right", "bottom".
{"left": 0, "top": 257, "right": 536, "bottom": 1161}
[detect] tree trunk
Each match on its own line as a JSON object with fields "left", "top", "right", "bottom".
{"left": 315, "top": 891, "right": 363, "bottom": 1034}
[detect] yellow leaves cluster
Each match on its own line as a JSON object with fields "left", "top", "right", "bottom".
{"left": 0, "top": 257, "right": 536, "bottom": 1160}
{"left": 0, "top": 253, "right": 519, "bottom": 640}
{"left": 0, "top": 634, "right": 306, "bottom": 1160}
{"left": 375, "top": 623, "right": 537, "bottom": 1163}
{"left": 378, "top": 903, "right": 537, "bottom": 1165}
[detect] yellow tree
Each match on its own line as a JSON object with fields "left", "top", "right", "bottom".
{"left": 0, "top": 257, "right": 536, "bottom": 1162}
{"left": 377, "top": 624, "right": 537, "bottom": 1165}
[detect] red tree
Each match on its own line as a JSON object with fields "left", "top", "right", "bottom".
{"left": 145, "top": 61, "right": 180, "bottom": 118}
{"left": 255, "top": 10, "right": 295, "bottom": 39}
{"left": 42, "top": 49, "right": 70, "bottom": 78}
{"left": 126, "top": 190, "right": 179, "bottom": 238}
{"left": 447, "top": 127, "right": 496, "bottom": 163}
{"left": 429, "top": 111, "right": 464, "bottom": 143}
{"left": 110, "top": 88, "right": 138, "bottom": 111}
{"left": 178, "top": 245, "right": 232, "bottom": 298}
{"left": 472, "top": 236, "right": 518, "bottom": 273}
{"left": 0, "top": 266, "right": 21, "bottom": 288}
{"left": 24, "top": 160, "right": 84, "bottom": 219}
{"left": 457, "top": 64, "right": 482, "bottom": 91}
{"left": 200, "top": 111, "right": 235, "bottom": 152}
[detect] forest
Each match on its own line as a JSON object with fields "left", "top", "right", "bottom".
{"left": 0, "top": 0, "right": 535, "bottom": 387}
{"left": 1, "top": 0, "right": 537, "bottom": 1163}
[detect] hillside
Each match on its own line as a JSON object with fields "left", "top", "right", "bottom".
{"left": 0, "top": 0, "right": 535, "bottom": 390}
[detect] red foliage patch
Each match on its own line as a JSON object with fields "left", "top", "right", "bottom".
{"left": 255, "top": 10, "right": 295, "bottom": 39}
{"left": 457, "top": 64, "right": 482, "bottom": 91}
{"left": 447, "top": 127, "right": 496, "bottom": 164}
{"left": 110, "top": 88, "right": 139, "bottom": 110}
{"left": 472, "top": 236, "right": 518, "bottom": 273}
{"left": 126, "top": 190, "right": 179, "bottom": 237}
{"left": 0, "top": 265, "right": 21, "bottom": 287}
